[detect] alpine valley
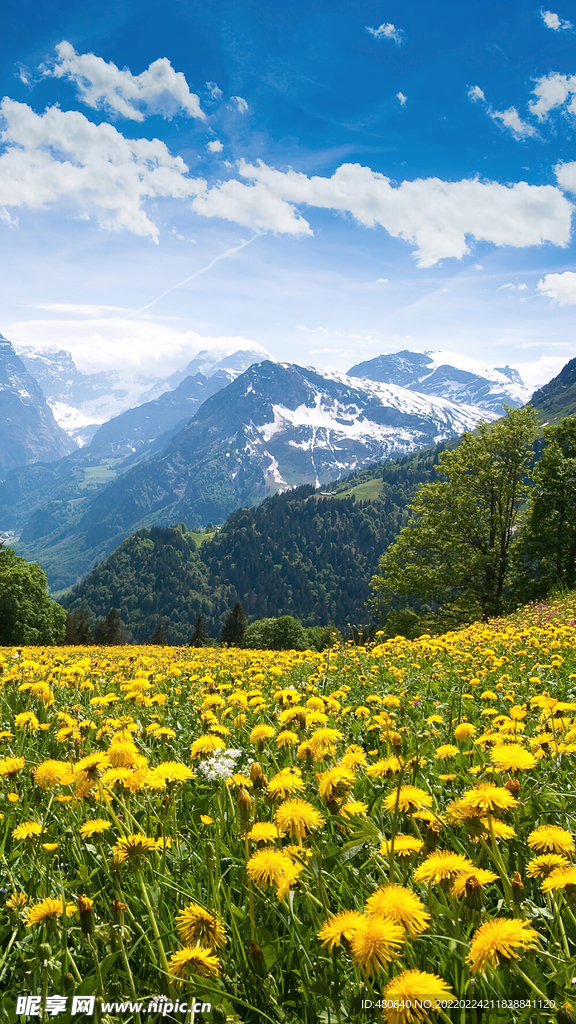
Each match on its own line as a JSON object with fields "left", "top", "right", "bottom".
{"left": 0, "top": 339, "right": 542, "bottom": 594}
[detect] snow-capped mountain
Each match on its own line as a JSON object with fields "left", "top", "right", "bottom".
{"left": 16, "top": 342, "right": 272, "bottom": 447}
{"left": 166, "top": 343, "right": 271, "bottom": 387}
{"left": 348, "top": 350, "right": 531, "bottom": 414}
{"left": 0, "top": 337, "right": 75, "bottom": 478}
{"left": 16, "top": 346, "right": 163, "bottom": 446}
{"left": 75, "top": 360, "right": 495, "bottom": 547}
{"left": 0, "top": 358, "right": 497, "bottom": 588}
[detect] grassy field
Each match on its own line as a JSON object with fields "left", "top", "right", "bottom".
{"left": 2, "top": 597, "right": 576, "bottom": 1022}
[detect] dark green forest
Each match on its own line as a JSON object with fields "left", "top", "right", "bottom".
{"left": 61, "top": 443, "right": 451, "bottom": 644}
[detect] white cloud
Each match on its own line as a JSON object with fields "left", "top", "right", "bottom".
{"left": 467, "top": 85, "right": 486, "bottom": 103}
{"left": 376, "top": 278, "right": 389, "bottom": 282}
{"left": 537, "top": 270, "right": 576, "bottom": 304}
{"left": 0, "top": 98, "right": 204, "bottom": 240}
{"left": 512, "top": 354, "right": 567, "bottom": 387}
{"left": 499, "top": 282, "right": 528, "bottom": 291}
{"left": 489, "top": 106, "right": 538, "bottom": 138}
{"left": 47, "top": 42, "right": 205, "bottom": 122}
{"left": 5, "top": 314, "right": 265, "bottom": 374}
{"left": 231, "top": 96, "right": 249, "bottom": 113}
{"left": 397, "top": 92, "right": 407, "bottom": 106}
{"left": 529, "top": 72, "right": 576, "bottom": 119}
{"left": 191, "top": 176, "right": 312, "bottom": 235}
{"left": 207, "top": 140, "right": 224, "bottom": 153}
{"left": 499, "top": 283, "right": 515, "bottom": 289}
{"left": 206, "top": 82, "right": 223, "bottom": 100}
{"left": 474, "top": 264, "right": 483, "bottom": 269}
{"left": 366, "top": 23, "right": 403, "bottom": 44}
{"left": 0, "top": 206, "right": 18, "bottom": 227}
{"left": 541, "top": 9, "right": 573, "bottom": 30}
{"left": 556, "top": 160, "right": 576, "bottom": 193}
{"left": 192, "top": 159, "right": 573, "bottom": 267}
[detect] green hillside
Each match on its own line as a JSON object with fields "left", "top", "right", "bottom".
{"left": 530, "top": 357, "right": 576, "bottom": 425}
{"left": 61, "top": 443, "right": 450, "bottom": 642}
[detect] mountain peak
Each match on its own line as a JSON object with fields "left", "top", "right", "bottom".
{"left": 347, "top": 349, "right": 531, "bottom": 414}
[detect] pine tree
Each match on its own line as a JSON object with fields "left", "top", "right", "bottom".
{"left": 94, "top": 608, "right": 126, "bottom": 646}
{"left": 151, "top": 621, "right": 167, "bottom": 645}
{"left": 189, "top": 615, "right": 209, "bottom": 647}
{"left": 64, "top": 608, "right": 92, "bottom": 645}
{"left": 220, "top": 602, "right": 248, "bottom": 646}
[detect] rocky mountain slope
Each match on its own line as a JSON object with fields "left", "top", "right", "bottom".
{"left": 348, "top": 349, "right": 531, "bottom": 413}
{"left": 0, "top": 359, "right": 492, "bottom": 588}
{"left": 0, "top": 336, "right": 76, "bottom": 479}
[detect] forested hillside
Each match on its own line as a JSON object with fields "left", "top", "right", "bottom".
{"left": 62, "top": 442, "right": 451, "bottom": 642}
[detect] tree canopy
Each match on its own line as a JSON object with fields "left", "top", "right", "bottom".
{"left": 0, "top": 545, "right": 66, "bottom": 645}
{"left": 371, "top": 407, "right": 540, "bottom": 631}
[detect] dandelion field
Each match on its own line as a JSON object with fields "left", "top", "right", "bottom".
{"left": 2, "top": 599, "right": 576, "bottom": 1023}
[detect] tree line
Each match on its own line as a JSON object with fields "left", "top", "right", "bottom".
{"left": 371, "top": 409, "right": 576, "bottom": 636}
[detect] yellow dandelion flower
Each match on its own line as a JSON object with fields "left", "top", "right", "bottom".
{"left": 200, "top": 815, "right": 213, "bottom": 825}
{"left": 27, "top": 897, "right": 76, "bottom": 927}
{"left": 267, "top": 769, "right": 306, "bottom": 800}
{"left": 316, "top": 765, "right": 355, "bottom": 803}
{"left": 167, "top": 945, "right": 220, "bottom": 980}
{"left": 365, "top": 884, "right": 430, "bottom": 937}
{"left": 481, "top": 819, "right": 517, "bottom": 842}
{"left": 112, "top": 833, "right": 157, "bottom": 864}
{"left": 341, "top": 801, "right": 369, "bottom": 818}
{"left": 526, "top": 854, "right": 570, "bottom": 878}
{"left": 190, "top": 735, "right": 226, "bottom": 759}
{"left": 454, "top": 723, "right": 476, "bottom": 741}
{"left": 250, "top": 724, "right": 276, "bottom": 745}
{"left": 467, "top": 918, "right": 538, "bottom": 974}
{"left": 276, "top": 730, "right": 299, "bottom": 748}
{"left": 341, "top": 744, "right": 368, "bottom": 769}
{"left": 33, "top": 760, "right": 74, "bottom": 789}
{"left": 383, "top": 970, "right": 456, "bottom": 1024}
{"left": 541, "top": 866, "right": 576, "bottom": 893}
{"left": 151, "top": 761, "right": 194, "bottom": 784}
{"left": 451, "top": 868, "right": 499, "bottom": 898}
{"left": 380, "top": 835, "right": 424, "bottom": 859}
{"left": 246, "top": 822, "right": 280, "bottom": 843}
{"left": 12, "top": 821, "right": 43, "bottom": 840}
{"left": 528, "top": 825, "right": 575, "bottom": 854}
{"left": 176, "top": 903, "right": 226, "bottom": 948}
{"left": 414, "top": 851, "right": 474, "bottom": 885}
{"left": 6, "top": 892, "right": 28, "bottom": 910}
{"left": 7, "top": 793, "right": 19, "bottom": 803}
{"left": 449, "top": 783, "right": 518, "bottom": 820}
{"left": 246, "top": 849, "right": 293, "bottom": 889}
{"left": 382, "top": 786, "right": 433, "bottom": 814}
{"left": 79, "top": 818, "right": 111, "bottom": 839}
{"left": 434, "top": 744, "right": 459, "bottom": 761}
{"left": 306, "top": 727, "right": 343, "bottom": 759}
{"left": 274, "top": 799, "right": 324, "bottom": 840}
{"left": 490, "top": 744, "right": 537, "bottom": 773}
{"left": 0, "top": 756, "right": 25, "bottom": 777}
{"left": 14, "top": 712, "right": 39, "bottom": 732}
{"left": 366, "top": 756, "right": 403, "bottom": 778}
{"left": 317, "top": 910, "right": 365, "bottom": 951}
{"left": 349, "top": 916, "right": 404, "bottom": 976}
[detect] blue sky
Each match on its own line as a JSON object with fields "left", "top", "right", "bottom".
{"left": 0, "top": 0, "right": 574, "bottom": 385}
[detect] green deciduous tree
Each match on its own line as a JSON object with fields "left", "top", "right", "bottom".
{"left": 0, "top": 546, "right": 67, "bottom": 645}
{"left": 517, "top": 416, "right": 576, "bottom": 596}
{"left": 370, "top": 407, "right": 540, "bottom": 629}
